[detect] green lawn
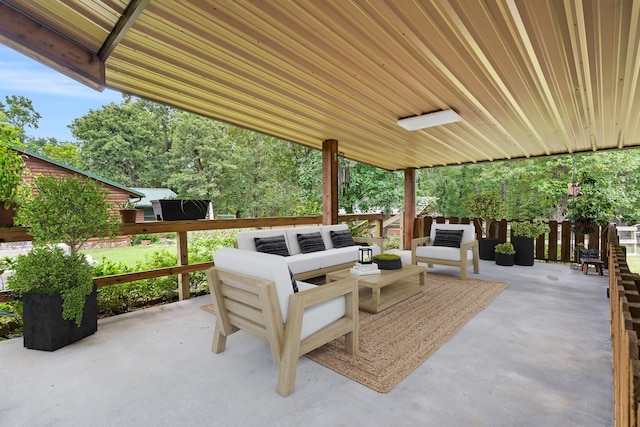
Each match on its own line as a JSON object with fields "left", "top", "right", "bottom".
{"left": 81, "top": 245, "right": 177, "bottom": 268}
{"left": 626, "top": 254, "right": 640, "bottom": 274}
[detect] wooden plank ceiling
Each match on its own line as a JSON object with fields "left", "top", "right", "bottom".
{"left": 1, "top": 0, "right": 639, "bottom": 171}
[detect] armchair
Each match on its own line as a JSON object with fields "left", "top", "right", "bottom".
{"left": 411, "top": 223, "right": 479, "bottom": 279}
{"left": 206, "top": 248, "right": 359, "bottom": 396}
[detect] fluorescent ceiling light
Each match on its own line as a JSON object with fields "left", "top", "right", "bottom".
{"left": 397, "top": 109, "right": 461, "bottom": 131}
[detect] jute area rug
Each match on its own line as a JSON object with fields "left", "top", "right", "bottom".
{"left": 201, "top": 273, "right": 508, "bottom": 394}
{"left": 305, "top": 273, "right": 509, "bottom": 393}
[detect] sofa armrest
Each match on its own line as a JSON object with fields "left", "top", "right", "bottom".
{"left": 291, "top": 277, "right": 357, "bottom": 309}
{"left": 285, "top": 277, "right": 359, "bottom": 353}
{"left": 353, "top": 236, "right": 384, "bottom": 252}
{"left": 411, "top": 236, "right": 432, "bottom": 264}
{"left": 460, "top": 239, "right": 478, "bottom": 251}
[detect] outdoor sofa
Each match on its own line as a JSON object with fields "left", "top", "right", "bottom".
{"left": 236, "top": 224, "right": 383, "bottom": 280}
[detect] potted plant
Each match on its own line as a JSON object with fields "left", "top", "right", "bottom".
{"left": 463, "top": 191, "right": 505, "bottom": 260}
{"left": 372, "top": 253, "right": 402, "bottom": 270}
{"left": 0, "top": 128, "right": 25, "bottom": 226}
{"left": 511, "top": 219, "right": 549, "bottom": 266}
{"left": 494, "top": 242, "right": 515, "bottom": 266}
{"left": 8, "top": 174, "right": 120, "bottom": 351}
{"left": 118, "top": 200, "right": 138, "bottom": 223}
{"left": 151, "top": 199, "right": 210, "bottom": 221}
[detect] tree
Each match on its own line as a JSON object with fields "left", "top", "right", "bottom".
{"left": 70, "top": 98, "right": 167, "bottom": 187}
{"left": 25, "top": 137, "right": 81, "bottom": 167}
{"left": 165, "top": 112, "right": 239, "bottom": 207}
{"left": 339, "top": 163, "right": 403, "bottom": 215}
{"left": 0, "top": 95, "right": 41, "bottom": 138}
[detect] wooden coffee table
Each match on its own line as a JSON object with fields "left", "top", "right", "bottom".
{"left": 326, "top": 264, "right": 427, "bottom": 313}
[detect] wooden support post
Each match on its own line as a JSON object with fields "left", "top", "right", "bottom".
{"left": 322, "top": 139, "right": 339, "bottom": 225}
{"left": 177, "top": 231, "right": 190, "bottom": 300}
{"left": 404, "top": 168, "right": 416, "bottom": 250}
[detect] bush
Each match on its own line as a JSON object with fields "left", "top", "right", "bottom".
{"left": 131, "top": 234, "right": 160, "bottom": 245}
{"left": 494, "top": 242, "right": 515, "bottom": 255}
{"left": 511, "top": 220, "right": 549, "bottom": 238}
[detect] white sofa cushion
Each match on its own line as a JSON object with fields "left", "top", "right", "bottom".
{"left": 296, "top": 282, "right": 346, "bottom": 340}
{"left": 213, "top": 248, "right": 345, "bottom": 340}
{"left": 319, "top": 247, "right": 359, "bottom": 269}
{"left": 285, "top": 253, "right": 323, "bottom": 275}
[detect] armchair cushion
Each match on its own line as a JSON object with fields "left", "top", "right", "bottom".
{"left": 213, "top": 248, "right": 294, "bottom": 320}
{"left": 297, "top": 232, "right": 326, "bottom": 254}
{"left": 254, "top": 235, "right": 290, "bottom": 257}
{"left": 433, "top": 229, "right": 464, "bottom": 248}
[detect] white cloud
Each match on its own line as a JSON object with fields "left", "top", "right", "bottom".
{"left": 0, "top": 56, "right": 120, "bottom": 100}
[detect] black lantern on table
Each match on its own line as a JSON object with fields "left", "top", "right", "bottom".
{"left": 359, "top": 247, "right": 373, "bottom": 264}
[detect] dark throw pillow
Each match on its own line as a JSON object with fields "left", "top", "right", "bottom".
{"left": 254, "top": 235, "right": 290, "bottom": 256}
{"left": 330, "top": 229, "right": 355, "bottom": 248}
{"left": 288, "top": 267, "right": 299, "bottom": 293}
{"left": 433, "top": 229, "right": 464, "bottom": 248}
{"left": 297, "top": 232, "right": 326, "bottom": 254}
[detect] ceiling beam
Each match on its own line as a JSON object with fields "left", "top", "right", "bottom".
{"left": 98, "top": 0, "right": 150, "bottom": 62}
{"left": 0, "top": 3, "right": 105, "bottom": 91}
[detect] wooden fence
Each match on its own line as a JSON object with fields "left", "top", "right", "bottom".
{"left": 0, "top": 213, "right": 385, "bottom": 301}
{"left": 609, "top": 225, "right": 640, "bottom": 426}
{"left": 412, "top": 216, "right": 610, "bottom": 265}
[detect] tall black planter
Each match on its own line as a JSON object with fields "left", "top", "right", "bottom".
{"left": 512, "top": 236, "right": 535, "bottom": 266}
{"left": 23, "top": 286, "right": 97, "bottom": 351}
{"left": 479, "top": 238, "right": 499, "bottom": 260}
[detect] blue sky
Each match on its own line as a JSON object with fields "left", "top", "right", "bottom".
{"left": 0, "top": 44, "right": 123, "bottom": 142}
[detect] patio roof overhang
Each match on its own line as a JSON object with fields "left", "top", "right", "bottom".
{"left": 1, "top": 0, "right": 639, "bottom": 171}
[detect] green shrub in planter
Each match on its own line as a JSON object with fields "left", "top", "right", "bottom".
{"left": 0, "top": 128, "right": 24, "bottom": 208}
{"left": 9, "top": 175, "right": 120, "bottom": 349}
{"left": 494, "top": 242, "right": 515, "bottom": 255}
{"left": 463, "top": 191, "right": 505, "bottom": 238}
{"left": 511, "top": 220, "right": 548, "bottom": 266}
{"left": 511, "top": 220, "right": 549, "bottom": 239}
{"left": 372, "top": 253, "right": 402, "bottom": 270}
{"left": 494, "top": 242, "right": 515, "bottom": 266}
{"left": 8, "top": 246, "right": 93, "bottom": 326}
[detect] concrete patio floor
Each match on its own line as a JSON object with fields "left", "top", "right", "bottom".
{"left": 1, "top": 259, "right": 613, "bottom": 427}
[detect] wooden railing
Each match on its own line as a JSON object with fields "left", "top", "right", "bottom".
{"left": 0, "top": 213, "right": 385, "bottom": 300}
{"left": 609, "top": 224, "right": 640, "bottom": 426}
{"left": 412, "top": 216, "right": 610, "bottom": 265}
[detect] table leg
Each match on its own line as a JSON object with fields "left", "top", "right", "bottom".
{"left": 419, "top": 269, "right": 427, "bottom": 287}
{"left": 372, "top": 288, "right": 381, "bottom": 306}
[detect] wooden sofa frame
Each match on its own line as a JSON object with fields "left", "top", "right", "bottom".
{"left": 205, "top": 267, "right": 359, "bottom": 397}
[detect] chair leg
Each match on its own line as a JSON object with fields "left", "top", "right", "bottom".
{"left": 276, "top": 339, "right": 301, "bottom": 397}
{"left": 460, "top": 266, "right": 468, "bottom": 280}
{"left": 212, "top": 323, "right": 227, "bottom": 354}
{"left": 473, "top": 253, "right": 480, "bottom": 274}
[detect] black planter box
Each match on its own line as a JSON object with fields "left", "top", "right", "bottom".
{"left": 151, "top": 199, "right": 210, "bottom": 221}
{"left": 23, "top": 287, "right": 97, "bottom": 351}
{"left": 479, "top": 238, "right": 499, "bottom": 261}
{"left": 495, "top": 253, "right": 515, "bottom": 266}
{"left": 512, "top": 236, "right": 535, "bottom": 266}
{"left": 373, "top": 258, "right": 402, "bottom": 270}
